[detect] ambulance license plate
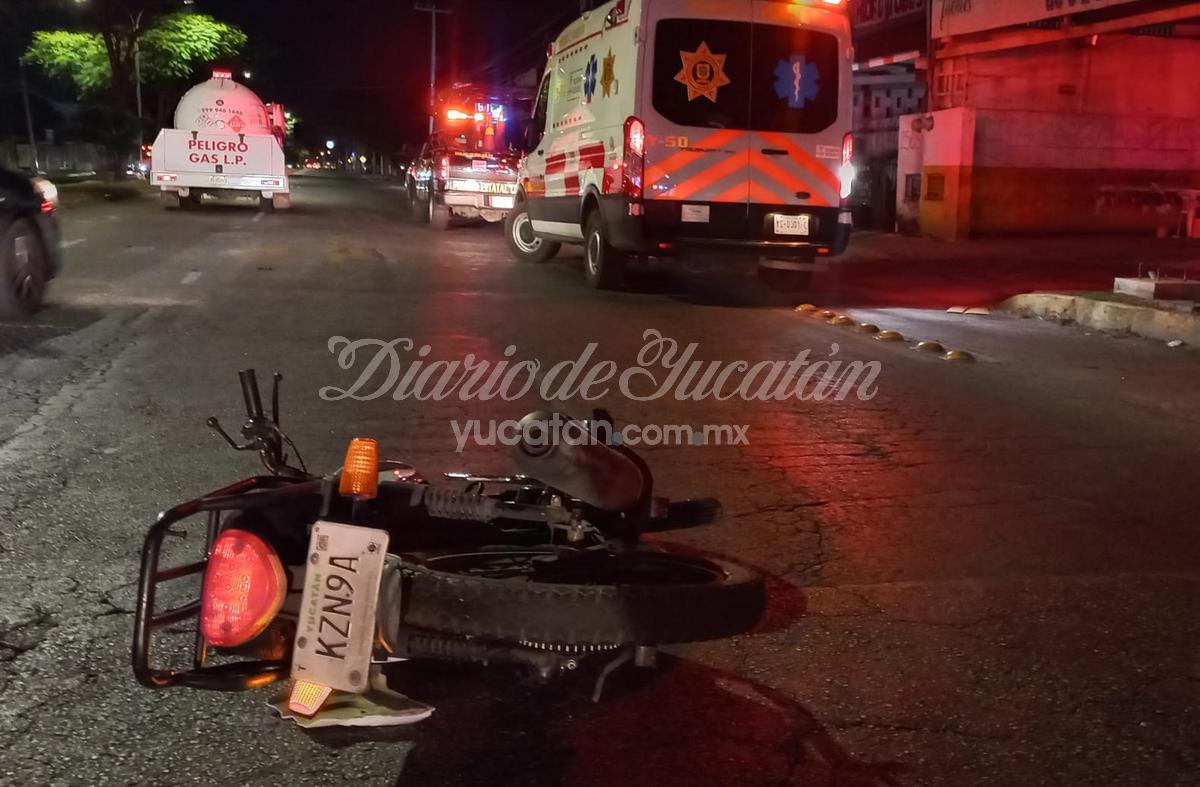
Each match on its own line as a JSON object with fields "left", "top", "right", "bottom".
{"left": 773, "top": 214, "right": 811, "bottom": 236}
{"left": 291, "top": 521, "right": 390, "bottom": 693}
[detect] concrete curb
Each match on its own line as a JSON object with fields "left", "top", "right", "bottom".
{"left": 1001, "top": 293, "right": 1200, "bottom": 345}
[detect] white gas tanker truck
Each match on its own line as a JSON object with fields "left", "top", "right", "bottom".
{"left": 151, "top": 69, "right": 290, "bottom": 210}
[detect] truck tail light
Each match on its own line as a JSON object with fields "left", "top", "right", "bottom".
{"left": 200, "top": 530, "right": 287, "bottom": 648}
{"left": 439, "top": 156, "right": 450, "bottom": 181}
{"left": 155, "top": 173, "right": 178, "bottom": 184}
{"left": 838, "top": 133, "right": 856, "bottom": 203}
{"left": 623, "top": 116, "right": 645, "bottom": 201}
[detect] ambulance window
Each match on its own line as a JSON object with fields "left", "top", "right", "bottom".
{"left": 749, "top": 24, "right": 839, "bottom": 134}
{"left": 528, "top": 74, "right": 551, "bottom": 151}
{"left": 652, "top": 19, "right": 752, "bottom": 130}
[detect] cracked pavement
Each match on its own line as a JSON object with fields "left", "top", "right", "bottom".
{"left": 0, "top": 175, "right": 1197, "bottom": 786}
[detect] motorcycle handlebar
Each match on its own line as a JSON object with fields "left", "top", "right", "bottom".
{"left": 239, "top": 370, "right": 265, "bottom": 421}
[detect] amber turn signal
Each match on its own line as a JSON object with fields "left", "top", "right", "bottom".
{"left": 339, "top": 438, "right": 380, "bottom": 499}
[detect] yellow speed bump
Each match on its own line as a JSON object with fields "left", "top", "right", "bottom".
{"left": 829, "top": 315, "right": 854, "bottom": 326}
{"left": 914, "top": 341, "right": 947, "bottom": 354}
{"left": 856, "top": 323, "right": 880, "bottom": 334}
{"left": 944, "top": 350, "right": 977, "bottom": 363}
{"left": 875, "top": 330, "right": 905, "bottom": 342}
{"left": 794, "top": 304, "right": 818, "bottom": 313}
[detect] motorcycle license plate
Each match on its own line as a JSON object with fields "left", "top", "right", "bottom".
{"left": 773, "top": 214, "right": 811, "bottom": 236}
{"left": 291, "top": 522, "right": 390, "bottom": 693}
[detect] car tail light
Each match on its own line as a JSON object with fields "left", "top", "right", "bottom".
{"left": 339, "top": 437, "right": 379, "bottom": 499}
{"left": 623, "top": 116, "right": 645, "bottom": 200}
{"left": 838, "top": 133, "right": 856, "bottom": 203}
{"left": 32, "top": 178, "right": 58, "bottom": 213}
{"left": 439, "top": 156, "right": 450, "bottom": 181}
{"left": 200, "top": 530, "right": 287, "bottom": 648}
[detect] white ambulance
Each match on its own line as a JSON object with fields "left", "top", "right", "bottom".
{"left": 505, "top": 0, "right": 854, "bottom": 289}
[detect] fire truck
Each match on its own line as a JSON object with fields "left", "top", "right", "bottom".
{"left": 406, "top": 84, "right": 533, "bottom": 230}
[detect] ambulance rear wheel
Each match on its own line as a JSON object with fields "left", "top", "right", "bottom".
{"left": 505, "top": 203, "right": 559, "bottom": 264}
{"left": 584, "top": 211, "right": 625, "bottom": 290}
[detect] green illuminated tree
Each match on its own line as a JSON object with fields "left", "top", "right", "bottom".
{"left": 23, "top": 12, "right": 247, "bottom": 102}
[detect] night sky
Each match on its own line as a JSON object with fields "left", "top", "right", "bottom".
{"left": 193, "top": 0, "right": 584, "bottom": 151}
{"left": 1, "top": 0, "right": 585, "bottom": 152}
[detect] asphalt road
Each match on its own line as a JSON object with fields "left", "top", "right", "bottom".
{"left": 1, "top": 175, "right": 1197, "bottom": 786}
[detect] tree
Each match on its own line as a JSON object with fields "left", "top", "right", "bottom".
{"left": 23, "top": 11, "right": 247, "bottom": 103}
{"left": 23, "top": 31, "right": 112, "bottom": 96}
{"left": 139, "top": 13, "right": 247, "bottom": 84}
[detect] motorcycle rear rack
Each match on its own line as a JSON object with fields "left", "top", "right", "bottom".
{"left": 133, "top": 476, "right": 318, "bottom": 691}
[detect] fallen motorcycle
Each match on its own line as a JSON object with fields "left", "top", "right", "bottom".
{"left": 133, "top": 370, "right": 765, "bottom": 723}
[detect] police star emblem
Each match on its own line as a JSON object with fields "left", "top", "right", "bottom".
{"left": 675, "top": 42, "right": 731, "bottom": 103}
{"left": 600, "top": 49, "right": 617, "bottom": 98}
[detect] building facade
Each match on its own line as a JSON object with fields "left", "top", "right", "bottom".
{"left": 899, "top": 0, "right": 1200, "bottom": 239}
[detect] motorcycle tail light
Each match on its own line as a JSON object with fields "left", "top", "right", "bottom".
{"left": 200, "top": 529, "right": 287, "bottom": 648}
{"left": 339, "top": 437, "right": 379, "bottom": 499}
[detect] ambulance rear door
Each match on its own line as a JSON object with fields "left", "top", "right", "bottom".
{"left": 641, "top": 0, "right": 754, "bottom": 240}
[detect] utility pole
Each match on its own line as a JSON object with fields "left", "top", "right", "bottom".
{"left": 18, "top": 60, "right": 40, "bottom": 173}
{"left": 133, "top": 11, "right": 145, "bottom": 149}
{"left": 415, "top": 2, "right": 451, "bottom": 135}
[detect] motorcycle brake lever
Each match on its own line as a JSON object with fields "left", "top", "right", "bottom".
{"left": 206, "top": 417, "right": 253, "bottom": 451}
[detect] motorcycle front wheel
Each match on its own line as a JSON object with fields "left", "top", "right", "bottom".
{"left": 396, "top": 547, "right": 765, "bottom": 649}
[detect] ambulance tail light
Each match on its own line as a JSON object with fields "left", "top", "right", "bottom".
{"left": 838, "top": 133, "right": 856, "bottom": 203}
{"left": 623, "top": 116, "right": 645, "bottom": 201}
{"left": 439, "top": 156, "right": 450, "bottom": 181}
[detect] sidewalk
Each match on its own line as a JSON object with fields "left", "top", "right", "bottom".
{"left": 57, "top": 179, "right": 154, "bottom": 210}
{"left": 1001, "top": 291, "right": 1200, "bottom": 345}
{"left": 820, "top": 231, "right": 1200, "bottom": 309}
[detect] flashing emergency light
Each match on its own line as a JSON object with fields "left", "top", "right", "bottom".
{"left": 212, "top": 69, "right": 233, "bottom": 80}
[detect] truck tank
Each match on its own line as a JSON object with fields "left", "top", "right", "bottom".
{"left": 174, "top": 73, "right": 272, "bottom": 136}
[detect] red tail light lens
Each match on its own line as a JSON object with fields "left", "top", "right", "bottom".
{"left": 439, "top": 155, "right": 450, "bottom": 181}
{"left": 838, "top": 132, "right": 856, "bottom": 203}
{"left": 623, "top": 116, "right": 645, "bottom": 200}
{"left": 200, "top": 529, "right": 287, "bottom": 648}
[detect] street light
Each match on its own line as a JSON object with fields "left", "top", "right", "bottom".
{"left": 325, "top": 140, "right": 335, "bottom": 151}
{"left": 242, "top": 70, "right": 252, "bottom": 80}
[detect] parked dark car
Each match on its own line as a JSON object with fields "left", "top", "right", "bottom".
{"left": 0, "top": 167, "right": 62, "bottom": 318}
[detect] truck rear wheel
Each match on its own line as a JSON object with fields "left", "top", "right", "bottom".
{"left": 584, "top": 211, "right": 625, "bottom": 290}
{"left": 505, "top": 203, "right": 559, "bottom": 264}
{"left": 160, "top": 191, "right": 181, "bottom": 210}
{"left": 430, "top": 198, "right": 452, "bottom": 231}
{"left": 258, "top": 195, "right": 275, "bottom": 213}
{"left": 272, "top": 194, "right": 291, "bottom": 210}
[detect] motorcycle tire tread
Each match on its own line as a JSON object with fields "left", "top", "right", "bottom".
{"left": 396, "top": 554, "right": 765, "bottom": 648}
